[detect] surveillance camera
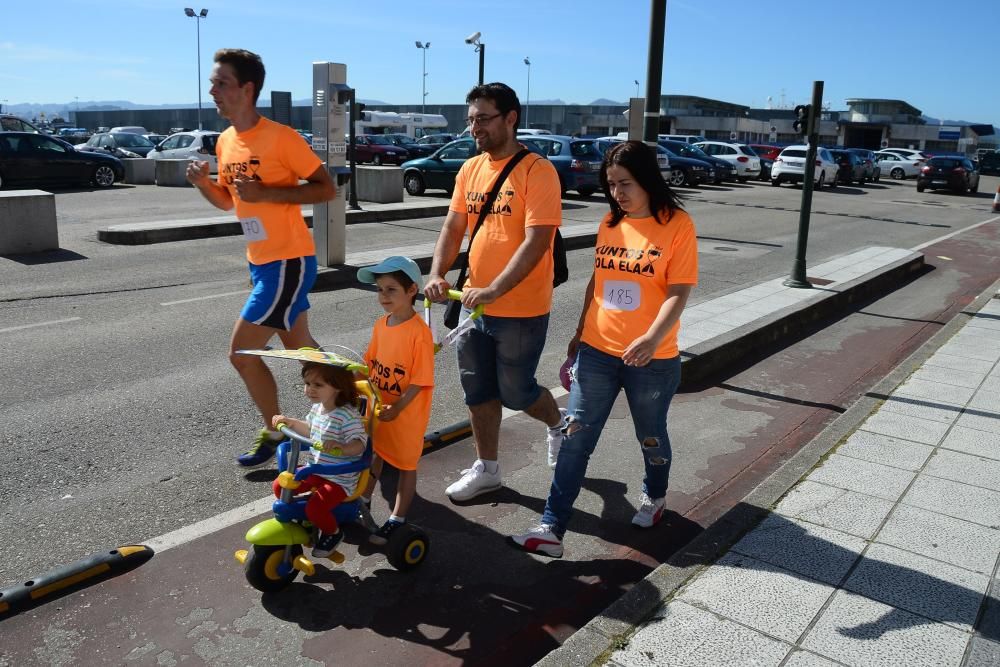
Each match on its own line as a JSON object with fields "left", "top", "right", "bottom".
{"left": 465, "top": 31, "right": 481, "bottom": 44}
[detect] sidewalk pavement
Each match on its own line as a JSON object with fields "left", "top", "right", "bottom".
{"left": 541, "top": 285, "right": 1000, "bottom": 667}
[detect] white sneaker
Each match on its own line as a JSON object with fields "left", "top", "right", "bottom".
{"left": 510, "top": 524, "right": 564, "bottom": 558}
{"left": 546, "top": 408, "right": 569, "bottom": 469}
{"left": 445, "top": 460, "right": 502, "bottom": 501}
{"left": 631, "top": 493, "right": 666, "bottom": 528}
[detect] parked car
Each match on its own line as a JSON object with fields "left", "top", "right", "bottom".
{"left": 770, "top": 145, "right": 839, "bottom": 188}
{"left": 517, "top": 135, "right": 603, "bottom": 196}
{"left": 352, "top": 134, "right": 409, "bottom": 165}
{"left": 400, "top": 138, "right": 475, "bottom": 195}
{"left": 829, "top": 149, "right": 866, "bottom": 185}
{"left": 109, "top": 126, "right": 149, "bottom": 135}
{"left": 56, "top": 127, "right": 91, "bottom": 144}
{"left": 383, "top": 133, "right": 436, "bottom": 158}
{"left": 979, "top": 151, "right": 1000, "bottom": 176}
{"left": 660, "top": 139, "right": 736, "bottom": 183}
{"left": 516, "top": 128, "right": 553, "bottom": 136}
{"left": 661, "top": 134, "right": 707, "bottom": 144}
{"left": 874, "top": 151, "right": 922, "bottom": 179}
{"left": 0, "top": 131, "right": 124, "bottom": 189}
{"left": 147, "top": 130, "right": 221, "bottom": 172}
{"left": 144, "top": 133, "right": 168, "bottom": 146}
{"left": 78, "top": 132, "right": 157, "bottom": 158}
{"left": 694, "top": 141, "right": 761, "bottom": 182}
{"left": 1, "top": 114, "right": 41, "bottom": 133}
{"left": 916, "top": 156, "right": 980, "bottom": 194}
{"left": 749, "top": 144, "right": 781, "bottom": 161}
{"left": 846, "top": 148, "right": 880, "bottom": 182}
{"left": 659, "top": 146, "right": 714, "bottom": 187}
{"left": 758, "top": 157, "right": 774, "bottom": 181}
{"left": 882, "top": 147, "right": 930, "bottom": 162}
{"left": 596, "top": 136, "right": 672, "bottom": 173}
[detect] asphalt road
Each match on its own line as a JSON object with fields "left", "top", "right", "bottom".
{"left": 1, "top": 174, "right": 998, "bottom": 602}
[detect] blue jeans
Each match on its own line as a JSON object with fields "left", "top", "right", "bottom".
{"left": 456, "top": 311, "right": 550, "bottom": 410}
{"left": 541, "top": 343, "right": 681, "bottom": 537}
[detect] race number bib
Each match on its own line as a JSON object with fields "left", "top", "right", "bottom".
{"left": 602, "top": 280, "right": 640, "bottom": 311}
{"left": 239, "top": 217, "right": 267, "bottom": 242}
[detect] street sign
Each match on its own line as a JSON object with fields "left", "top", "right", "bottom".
{"left": 938, "top": 126, "right": 961, "bottom": 140}
{"left": 729, "top": 131, "right": 738, "bottom": 141}
{"left": 881, "top": 139, "right": 889, "bottom": 148}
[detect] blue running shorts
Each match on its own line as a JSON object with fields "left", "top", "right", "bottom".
{"left": 240, "top": 256, "right": 317, "bottom": 330}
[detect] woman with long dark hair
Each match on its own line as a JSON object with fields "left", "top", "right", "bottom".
{"left": 511, "top": 141, "right": 698, "bottom": 557}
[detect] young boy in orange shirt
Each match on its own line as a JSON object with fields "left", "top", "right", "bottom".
{"left": 356, "top": 256, "right": 435, "bottom": 544}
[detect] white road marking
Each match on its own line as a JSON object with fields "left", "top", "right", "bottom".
{"left": 144, "top": 384, "right": 570, "bottom": 553}
{"left": 911, "top": 215, "right": 1000, "bottom": 251}
{"left": 161, "top": 290, "right": 250, "bottom": 306}
{"left": 0, "top": 317, "right": 81, "bottom": 333}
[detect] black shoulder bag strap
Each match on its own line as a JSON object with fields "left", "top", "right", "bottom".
{"left": 451, "top": 148, "right": 531, "bottom": 294}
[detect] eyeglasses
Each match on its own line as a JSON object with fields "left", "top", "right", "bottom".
{"left": 465, "top": 113, "right": 503, "bottom": 127}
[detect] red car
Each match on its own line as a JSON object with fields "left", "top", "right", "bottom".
{"left": 749, "top": 144, "right": 781, "bottom": 161}
{"left": 351, "top": 134, "right": 409, "bottom": 165}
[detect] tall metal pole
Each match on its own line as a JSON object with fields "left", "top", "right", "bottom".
{"left": 642, "top": 0, "right": 666, "bottom": 145}
{"left": 421, "top": 46, "right": 426, "bottom": 114}
{"left": 478, "top": 44, "right": 485, "bottom": 86}
{"left": 784, "top": 80, "right": 824, "bottom": 289}
{"left": 196, "top": 16, "right": 203, "bottom": 130}
{"left": 524, "top": 57, "right": 531, "bottom": 129}
{"left": 348, "top": 88, "right": 361, "bottom": 211}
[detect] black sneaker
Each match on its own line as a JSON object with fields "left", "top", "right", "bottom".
{"left": 357, "top": 500, "right": 380, "bottom": 533}
{"left": 237, "top": 429, "right": 278, "bottom": 468}
{"left": 369, "top": 519, "right": 404, "bottom": 546}
{"left": 312, "top": 530, "right": 343, "bottom": 558}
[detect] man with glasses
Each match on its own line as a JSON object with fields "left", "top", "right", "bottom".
{"left": 425, "top": 82, "right": 567, "bottom": 501}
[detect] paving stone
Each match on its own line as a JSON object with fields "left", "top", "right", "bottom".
{"left": 966, "top": 637, "right": 1000, "bottom": 667}
{"left": 807, "top": 454, "right": 916, "bottom": 502}
{"left": 878, "top": 393, "right": 963, "bottom": 425}
{"left": 676, "top": 552, "right": 835, "bottom": 643}
{"left": 730, "top": 514, "right": 865, "bottom": 586}
{"left": 876, "top": 504, "right": 1000, "bottom": 575}
{"left": 902, "top": 475, "right": 1000, "bottom": 529}
{"left": 954, "top": 410, "right": 1000, "bottom": 435}
{"left": 893, "top": 378, "right": 976, "bottom": 406}
{"left": 910, "top": 364, "right": 989, "bottom": 389}
{"left": 836, "top": 430, "right": 935, "bottom": 471}
{"left": 968, "top": 389, "right": 1000, "bottom": 412}
{"left": 775, "top": 480, "right": 895, "bottom": 540}
{"left": 801, "top": 590, "right": 971, "bottom": 667}
{"left": 923, "top": 352, "right": 997, "bottom": 376}
{"left": 924, "top": 449, "right": 1000, "bottom": 492}
{"left": 843, "top": 543, "right": 989, "bottom": 631}
{"left": 940, "top": 425, "right": 1000, "bottom": 461}
{"left": 938, "top": 343, "right": 1000, "bottom": 364}
{"left": 608, "top": 600, "right": 790, "bottom": 667}
{"left": 781, "top": 650, "right": 843, "bottom": 667}
{"left": 859, "top": 410, "right": 952, "bottom": 446}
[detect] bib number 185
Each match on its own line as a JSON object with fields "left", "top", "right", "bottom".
{"left": 603, "top": 280, "right": 640, "bottom": 312}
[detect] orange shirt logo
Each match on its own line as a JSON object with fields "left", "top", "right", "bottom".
{"left": 594, "top": 243, "right": 664, "bottom": 276}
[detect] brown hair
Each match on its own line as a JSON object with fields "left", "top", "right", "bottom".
{"left": 213, "top": 48, "right": 265, "bottom": 104}
{"left": 301, "top": 362, "right": 358, "bottom": 408}
{"left": 600, "top": 140, "right": 684, "bottom": 227}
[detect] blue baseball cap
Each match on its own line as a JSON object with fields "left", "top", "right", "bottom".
{"left": 356, "top": 255, "right": 422, "bottom": 287}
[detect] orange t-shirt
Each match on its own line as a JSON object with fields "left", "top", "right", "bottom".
{"left": 364, "top": 314, "right": 435, "bottom": 471}
{"left": 448, "top": 149, "right": 562, "bottom": 317}
{"left": 215, "top": 117, "right": 321, "bottom": 265}
{"left": 581, "top": 209, "right": 698, "bottom": 359}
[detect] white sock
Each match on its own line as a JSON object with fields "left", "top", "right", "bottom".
{"left": 479, "top": 459, "right": 499, "bottom": 475}
{"left": 389, "top": 515, "right": 406, "bottom": 524}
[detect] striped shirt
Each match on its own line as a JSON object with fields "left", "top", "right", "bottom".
{"left": 307, "top": 403, "right": 366, "bottom": 493}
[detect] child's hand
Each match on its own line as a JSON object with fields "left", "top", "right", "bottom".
{"left": 377, "top": 404, "right": 397, "bottom": 422}
{"left": 271, "top": 414, "right": 289, "bottom": 430}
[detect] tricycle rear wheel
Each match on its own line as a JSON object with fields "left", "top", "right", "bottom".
{"left": 244, "top": 544, "right": 303, "bottom": 592}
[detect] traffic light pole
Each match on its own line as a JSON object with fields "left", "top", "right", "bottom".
{"left": 784, "top": 80, "right": 824, "bottom": 289}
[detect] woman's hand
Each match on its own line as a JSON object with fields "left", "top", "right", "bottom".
{"left": 622, "top": 335, "right": 657, "bottom": 367}
{"left": 567, "top": 333, "right": 582, "bottom": 360}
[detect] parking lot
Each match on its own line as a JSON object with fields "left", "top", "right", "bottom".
{"left": 2, "top": 172, "right": 999, "bottom": 664}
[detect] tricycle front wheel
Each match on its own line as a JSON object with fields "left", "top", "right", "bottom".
{"left": 244, "top": 544, "right": 303, "bottom": 592}
{"left": 386, "top": 524, "right": 430, "bottom": 571}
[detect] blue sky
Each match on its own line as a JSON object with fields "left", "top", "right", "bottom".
{"left": 2, "top": 0, "right": 997, "bottom": 125}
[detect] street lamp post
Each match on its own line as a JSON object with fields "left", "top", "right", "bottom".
{"left": 465, "top": 32, "right": 484, "bottom": 85}
{"left": 523, "top": 57, "right": 531, "bottom": 129}
{"left": 415, "top": 41, "right": 430, "bottom": 114}
{"left": 184, "top": 8, "right": 209, "bottom": 130}
{"left": 634, "top": 79, "right": 640, "bottom": 99}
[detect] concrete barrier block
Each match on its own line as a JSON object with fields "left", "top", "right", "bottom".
{"left": 0, "top": 190, "right": 58, "bottom": 254}
{"left": 155, "top": 159, "right": 192, "bottom": 187}
{"left": 356, "top": 166, "right": 403, "bottom": 203}
{"left": 123, "top": 158, "right": 156, "bottom": 185}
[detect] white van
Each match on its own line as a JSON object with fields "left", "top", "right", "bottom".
{"left": 662, "top": 134, "right": 706, "bottom": 144}
{"left": 109, "top": 126, "right": 149, "bottom": 135}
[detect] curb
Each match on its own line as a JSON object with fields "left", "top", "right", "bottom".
{"left": 0, "top": 545, "right": 154, "bottom": 620}
{"left": 97, "top": 204, "right": 451, "bottom": 245}
{"left": 537, "top": 275, "right": 1000, "bottom": 667}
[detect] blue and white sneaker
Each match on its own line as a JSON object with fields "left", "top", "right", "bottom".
{"left": 237, "top": 429, "right": 278, "bottom": 468}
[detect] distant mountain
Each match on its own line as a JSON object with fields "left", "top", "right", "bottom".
{"left": 525, "top": 99, "right": 566, "bottom": 106}
{"left": 589, "top": 98, "right": 627, "bottom": 106}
